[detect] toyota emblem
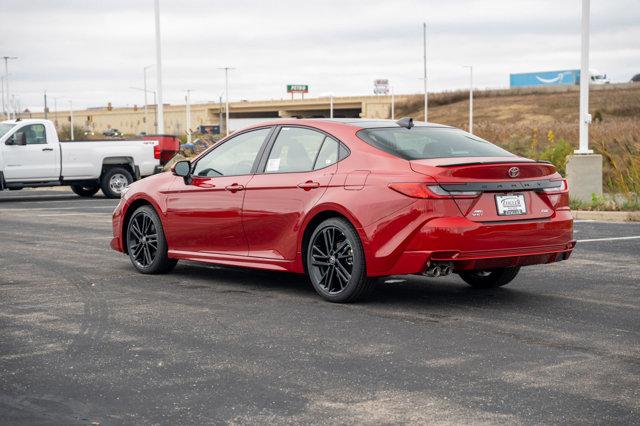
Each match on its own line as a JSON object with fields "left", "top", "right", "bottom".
{"left": 508, "top": 167, "right": 520, "bottom": 178}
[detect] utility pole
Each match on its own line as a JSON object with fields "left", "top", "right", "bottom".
{"left": 44, "top": 90, "right": 48, "bottom": 119}
{"left": 69, "top": 100, "right": 74, "bottom": 141}
{"left": 185, "top": 89, "right": 192, "bottom": 144}
{"left": 143, "top": 64, "right": 153, "bottom": 134}
{"left": 463, "top": 65, "right": 473, "bottom": 133}
{"left": 422, "top": 23, "right": 428, "bottom": 123}
{"left": 2, "top": 56, "right": 17, "bottom": 119}
{"left": 219, "top": 67, "right": 234, "bottom": 136}
{"left": 577, "top": 0, "right": 592, "bottom": 154}
{"left": 154, "top": 0, "right": 164, "bottom": 134}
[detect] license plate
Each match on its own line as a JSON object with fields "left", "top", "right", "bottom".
{"left": 495, "top": 194, "right": 527, "bottom": 216}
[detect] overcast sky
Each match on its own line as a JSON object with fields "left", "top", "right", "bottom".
{"left": 1, "top": 0, "right": 638, "bottom": 111}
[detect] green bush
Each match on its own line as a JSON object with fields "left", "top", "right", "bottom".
{"left": 538, "top": 138, "right": 574, "bottom": 176}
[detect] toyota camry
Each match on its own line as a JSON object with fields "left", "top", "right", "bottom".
{"left": 111, "top": 118, "right": 575, "bottom": 302}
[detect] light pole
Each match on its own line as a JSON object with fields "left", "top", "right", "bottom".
{"left": 69, "top": 100, "right": 74, "bottom": 141}
{"left": 130, "top": 87, "right": 157, "bottom": 133}
{"left": 391, "top": 86, "right": 395, "bottom": 120}
{"left": 422, "top": 23, "right": 428, "bottom": 122}
{"left": 2, "top": 56, "right": 17, "bottom": 120}
{"left": 44, "top": 90, "right": 48, "bottom": 120}
{"left": 219, "top": 67, "right": 234, "bottom": 136}
{"left": 330, "top": 94, "right": 334, "bottom": 118}
{"left": 185, "top": 89, "right": 192, "bottom": 144}
{"left": 463, "top": 65, "right": 473, "bottom": 133}
{"left": 143, "top": 64, "right": 154, "bottom": 134}
{"left": 154, "top": 0, "right": 164, "bottom": 134}
{"left": 577, "top": 0, "right": 592, "bottom": 154}
{"left": 1, "top": 76, "right": 4, "bottom": 118}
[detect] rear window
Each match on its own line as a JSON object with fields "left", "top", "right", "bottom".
{"left": 357, "top": 127, "right": 515, "bottom": 160}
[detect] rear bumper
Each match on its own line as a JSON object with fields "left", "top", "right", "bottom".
{"left": 366, "top": 210, "right": 574, "bottom": 276}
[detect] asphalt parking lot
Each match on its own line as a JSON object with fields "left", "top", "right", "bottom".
{"left": 1, "top": 189, "right": 638, "bottom": 424}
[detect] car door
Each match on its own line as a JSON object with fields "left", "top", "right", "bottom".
{"left": 2, "top": 123, "right": 60, "bottom": 181}
{"left": 164, "top": 127, "right": 273, "bottom": 256}
{"left": 242, "top": 126, "right": 343, "bottom": 260}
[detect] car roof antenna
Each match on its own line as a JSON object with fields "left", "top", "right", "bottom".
{"left": 396, "top": 117, "right": 413, "bottom": 129}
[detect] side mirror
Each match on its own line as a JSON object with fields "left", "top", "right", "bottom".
{"left": 172, "top": 160, "right": 191, "bottom": 178}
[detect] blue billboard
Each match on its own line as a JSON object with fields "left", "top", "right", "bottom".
{"left": 510, "top": 69, "right": 580, "bottom": 88}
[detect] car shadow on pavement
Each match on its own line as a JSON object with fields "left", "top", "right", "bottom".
{"left": 167, "top": 261, "right": 527, "bottom": 310}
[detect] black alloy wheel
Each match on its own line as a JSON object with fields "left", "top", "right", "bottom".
{"left": 126, "top": 205, "right": 177, "bottom": 274}
{"left": 307, "top": 218, "right": 371, "bottom": 302}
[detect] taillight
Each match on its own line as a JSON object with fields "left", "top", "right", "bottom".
{"left": 389, "top": 183, "right": 480, "bottom": 199}
{"left": 542, "top": 179, "right": 568, "bottom": 194}
{"left": 153, "top": 144, "right": 161, "bottom": 160}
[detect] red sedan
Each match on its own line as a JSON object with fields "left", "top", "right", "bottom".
{"left": 111, "top": 118, "right": 575, "bottom": 302}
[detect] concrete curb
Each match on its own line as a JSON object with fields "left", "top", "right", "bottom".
{"left": 572, "top": 210, "right": 640, "bottom": 222}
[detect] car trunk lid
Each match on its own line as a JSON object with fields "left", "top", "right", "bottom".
{"left": 410, "top": 157, "right": 561, "bottom": 222}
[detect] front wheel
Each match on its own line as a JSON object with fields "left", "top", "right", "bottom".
{"left": 126, "top": 205, "right": 177, "bottom": 274}
{"left": 71, "top": 185, "right": 100, "bottom": 197}
{"left": 306, "top": 218, "right": 372, "bottom": 303}
{"left": 459, "top": 267, "right": 521, "bottom": 289}
{"left": 101, "top": 167, "right": 133, "bottom": 199}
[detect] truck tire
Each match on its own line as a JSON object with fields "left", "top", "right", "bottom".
{"left": 101, "top": 167, "right": 133, "bottom": 199}
{"left": 71, "top": 185, "right": 100, "bottom": 197}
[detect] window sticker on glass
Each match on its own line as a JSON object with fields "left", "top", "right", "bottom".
{"left": 266, "top": 158, "right": 281, "bottom": 172}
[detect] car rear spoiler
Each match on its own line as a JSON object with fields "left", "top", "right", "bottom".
{"left": 436, "top": 160, "right": 552, "bottom": 167}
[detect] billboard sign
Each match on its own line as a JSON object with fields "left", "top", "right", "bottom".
{"left": 510, "top": 70, "right": 580, "bottom": 88}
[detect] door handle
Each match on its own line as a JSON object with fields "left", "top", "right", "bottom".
{"left": 297, "top": 180, "right": 320, "bottom": 190}
{"left": 225, "top": 183, "right": 245, "bottom": 193}
{"left": 42, "top": 148, "right": 54, "bottom": 151}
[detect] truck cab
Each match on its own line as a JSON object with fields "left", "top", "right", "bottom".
{"left": 0, "top": 119, "right": 176, "bottom": 198}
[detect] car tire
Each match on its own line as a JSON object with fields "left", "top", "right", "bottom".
{"left": 459, "top": 267, "right": 521, "bottom": 289}
{"left": 306, "top": 217, "right": 371, "bottom": 303}
{"left": 101, "top": 167, "right": 133, "bottom": 199}
{"left": 126, "top": 205, "right": 177, "bottom": 274}
{"left": 70, "top": 185, "right": 100, "bottom": 197}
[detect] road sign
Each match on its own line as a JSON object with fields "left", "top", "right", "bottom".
{"left": 287, "top": 84, "right": 309, "bottom": 93}
{"left": 374, "top": 79, "right": 389, "bottom": 95}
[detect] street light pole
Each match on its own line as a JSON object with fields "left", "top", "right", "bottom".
{"left": 423, "top": 23, "right": 428, "bottom": 123}
{"left": 330, "top": 94, "right": 334, "bottom": 119}
{"left": 2, "top": 56, "right": 17, "bottom": 120}
{"left": 185, "top": 89, "right": 192, "bottom": 144}
{"left": 143, "top": 65, "right": 153, "bottom": 134}
{"left": 391, "top": 86, "right": 395, "bottom": 120}
{"left": 44, "top": 90, "right": 48, "bottom": 119}
{"left": 154, "top": 0, "right": 164, "bottom": 134}
{"left": 219, "top": 67, "right": 234, "bottom": 136}
{"left": 577, "top": 0, "right": 592, "bottom": 154}
{"left": 69, "top": 100, "right": 74, "bottom": 141}
{"left": 463, "top": 65, "right": 473, "bottom": 133}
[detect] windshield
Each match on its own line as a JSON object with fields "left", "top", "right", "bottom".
{"left": 357, "top": 127, "right": 515, "bottom": 160}
{"left": 0, "top": 123, "right": 16, "bottom": 139}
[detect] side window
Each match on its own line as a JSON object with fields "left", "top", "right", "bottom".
{"left": 193, "top": 127, "right": 271, "bottom": 177}
{"left": 314, "top": 138, "right": 338, "bottom": 170}
{"left": 265, "top": 127, "right": 325, "bottom": 173}
{"left": 23, "top": 124, "right": 47, "bottom": 145}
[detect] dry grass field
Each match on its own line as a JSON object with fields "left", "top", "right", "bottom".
{"left": 398, "top": 83, "right": 640, "bottom": 199}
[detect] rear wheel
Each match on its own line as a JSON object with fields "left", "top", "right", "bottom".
{"left": 459, "top": 267, "right": 520, "bottom": 289}
{"left": 71, "top": 185, "right": 100, "bottom": 197}
{"left": 306, "top": 218, "right": 371, "bottom": 303}
{"left": 101, "top": 167, "right": 133, "bottom": 198}
{"left": 126, "top": 205, "right": 177, "bottom": 274}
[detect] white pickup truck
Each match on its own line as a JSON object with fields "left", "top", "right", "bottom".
{"left": 0, "top": 119, "right": 164, "bottom": 198}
